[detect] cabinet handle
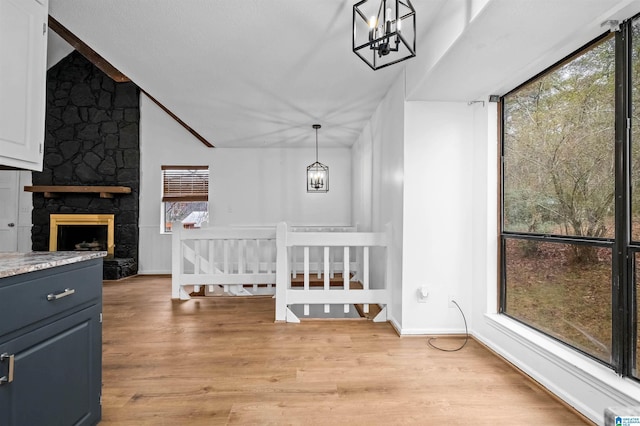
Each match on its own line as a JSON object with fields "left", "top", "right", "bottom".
{"left": 0, "top": 353, "right": 14, "bottom": 385}
{"left": 46, "top": 288, "right": 75, "bottom": 301}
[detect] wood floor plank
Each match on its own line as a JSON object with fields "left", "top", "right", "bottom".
{"left": 100, "top": 276, "right": 591, "bottom": 425}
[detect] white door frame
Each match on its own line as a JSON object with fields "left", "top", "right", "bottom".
{"left": 0, "top": 171, "right": 19, "bottom": 252}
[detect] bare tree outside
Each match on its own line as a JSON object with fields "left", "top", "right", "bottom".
{"left": 504, "top": 35, "right": 616, "bottom": 254}
{"left": 502, "top": 34, "right": 615, "bottom": 362}
{"left": 503, "top": 17, "right": 640, "bottom": 379}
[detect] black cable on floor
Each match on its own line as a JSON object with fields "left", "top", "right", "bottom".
{"left": 427, "top": 300, "right": 469, "bottom": 352}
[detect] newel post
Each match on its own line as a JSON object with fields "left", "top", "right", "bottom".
{"left": 171, "top": 222, "right": 183, "bottom": 299}
{"left": 275, "top": 222, "right": 289, "bottom": 321}
{"left": 384, "top": 222, "right": 393, "bottom": 308}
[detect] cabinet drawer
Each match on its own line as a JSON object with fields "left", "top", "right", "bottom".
{"left": 0, "top": 259, "right": 102, "bottom": 338}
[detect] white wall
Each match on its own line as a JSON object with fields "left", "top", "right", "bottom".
{"left": 400, "top": 101, "right": 475, "bottom": 334}
{"left": 46, "top": 32, "right": 73, "bottom": 70}
{"left": 139, "top": 94, "right": 352, "bottom": 274}
{"left": 351, "top": 92, "right": 477, "bottom": 334}
{"left": 17, "top": 171, "right": 32, "bottom": 252}
{"left": 351, "top": 123, "right": 372, "bottom": 232}
{"left": 351, "top": 77, "right": 405, "bottom": 330}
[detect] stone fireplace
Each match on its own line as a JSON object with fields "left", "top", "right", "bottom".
{"left": 49, "top": 214, "right": 115, "bottom": 256}
{"left": 31, "top": 51, "right": 140, "bottom": 280}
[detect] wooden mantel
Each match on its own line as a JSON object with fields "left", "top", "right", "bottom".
{"left": 24, "top": 185, "right": 131, "bottom": 199}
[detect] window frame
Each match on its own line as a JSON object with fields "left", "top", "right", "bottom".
{"left": 160, "top": 165, "right": 209, "bottom": 233}
{"left": 499, "top": 27, "right": 632, "bottom": 375}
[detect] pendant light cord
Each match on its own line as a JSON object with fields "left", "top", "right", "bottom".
{"left": 312, "top": 124, "right": 321, "bottom": 164}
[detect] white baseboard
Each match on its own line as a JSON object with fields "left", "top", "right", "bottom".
{"left": 396, "top": 327, "right": 467, "bottom": 335}
{"left": 137, "top": 269, "right": 171, "bottom": 275}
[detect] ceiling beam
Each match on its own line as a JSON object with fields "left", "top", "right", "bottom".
{"left": 48, "top": 16, "right": 215, "bottom": 147}
{"left": 140, "top": 90, "right": 214, "bottom": 148}
{"left": 48, "top": 16, "right": 129, "bottom": 82}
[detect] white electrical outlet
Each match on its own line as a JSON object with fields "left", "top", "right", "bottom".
{"left": 448, "top": 295, "right": 456, "bottom": 308}
{"left": 417, "top": 287, "right": 429, "bottom": 303}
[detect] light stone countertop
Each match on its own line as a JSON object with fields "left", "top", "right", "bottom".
{"left": 0, "top": 251, "right": 107, "bottom": 279}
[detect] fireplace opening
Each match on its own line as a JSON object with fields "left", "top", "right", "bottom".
{"left": 49, "top": 214, "right": 115, "bottom": 257}
{"left": 57, "top": 225, "right": 108, "bottom": 252}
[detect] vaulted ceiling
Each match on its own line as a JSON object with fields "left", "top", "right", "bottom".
{"left": 48, "top": 0, "right": 640, "bottom": 148}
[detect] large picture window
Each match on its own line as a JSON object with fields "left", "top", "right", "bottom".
{"left": 161, "top": 165, "right": 209, "bottom": 232}
{"left": 500, "top": 20, "right": 640, "bottom": 377}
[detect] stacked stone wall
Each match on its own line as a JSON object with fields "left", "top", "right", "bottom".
{"left": 31, "top": 51, "right": 140, "bottom": 278}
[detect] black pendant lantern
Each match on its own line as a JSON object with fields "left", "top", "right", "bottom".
{"left": 352, "top": 0, "right": 416, "bottom": 70}
{"left": 307, "top": 124, "right": 329, "bottom": 193}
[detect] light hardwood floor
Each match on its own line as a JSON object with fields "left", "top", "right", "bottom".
{"left": 101, "top": 275, "right": 591, "bottom": 425}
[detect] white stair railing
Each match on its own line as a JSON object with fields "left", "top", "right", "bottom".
{"left": 275, "top": 222, "right": 391, "bottom": 323}
{"left": 289, "top": 226, "right": 356, "bottom": 280}
{"left": 171, "top": 224, "right": 277, "bottom": 300}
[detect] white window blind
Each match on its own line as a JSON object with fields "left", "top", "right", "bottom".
{"left": 162, "top": 166, "right": 209, "bottom": 202}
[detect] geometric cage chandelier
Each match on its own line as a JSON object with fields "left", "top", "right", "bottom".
{"left": 306, "top": 124, "right": 329, "bottom": 193}
{"left": 352, "top": 0, "right": 416, "bottom": 70}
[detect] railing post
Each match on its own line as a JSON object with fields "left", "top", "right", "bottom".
{"left": 363, "top": 246, "right": 370, "bottom": 314}
{"left": 208, "top": 240, "right": 215, "bottom": 293}
{"left": 303, "top": 246, "right": 310, "bottom": 316}
{"left": 323, "top": 246, "right": 330, "bottom": 313}
{"left": 343, "top": 246, "right": 350, "bottom": 313}
{"left": 275, "top": 222, "right": 289, "bottom": 321}
{"left": 384, "top": 222, "right": 393, "bottom": 308}
{"left": 171, "top": 222, "right": 182, "bottom": 299}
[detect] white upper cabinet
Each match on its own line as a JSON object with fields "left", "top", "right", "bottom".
{"left": 0, "top": 0, "right": 48, "bottom": 171}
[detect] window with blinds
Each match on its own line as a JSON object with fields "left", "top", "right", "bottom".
{"left": 162, "top": 166, "right": 209, "bottom": 202}
{"left": 161, "top": 166, "right": 209, "bottom": 232}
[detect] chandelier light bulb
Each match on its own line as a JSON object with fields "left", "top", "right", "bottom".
{"left": 368, "top": 16, "right": 377, "bottom": 41}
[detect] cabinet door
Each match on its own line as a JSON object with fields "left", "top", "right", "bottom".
{"left": 0, "top": 304, "right": 102, "bottom": 426}
{"left": 0, "top": 0, "right": 47, "bottom": 171}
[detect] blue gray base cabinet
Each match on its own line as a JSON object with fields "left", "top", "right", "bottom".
{"left": 0, "top": 258, "right": 102, "bottom": 425}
